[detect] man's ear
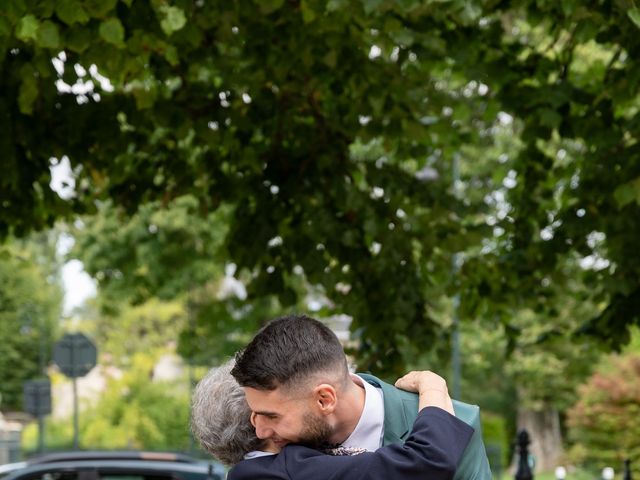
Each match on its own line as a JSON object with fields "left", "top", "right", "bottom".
{"left": 313, "top": 384, "right": 337, "bottom": 414}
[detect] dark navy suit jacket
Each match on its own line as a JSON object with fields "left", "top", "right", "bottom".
{"left": 228, "top": 406, "right": 474, "bottom": 480}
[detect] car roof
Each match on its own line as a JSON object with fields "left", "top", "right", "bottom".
{"left": 26, "top": 452, "right": 200, "bottom": 465}
{"left": 8, "top": 459, "right": 212, "bottom": 472}
{"left": 0, "top": 462, "right": 27, "bottom": 476}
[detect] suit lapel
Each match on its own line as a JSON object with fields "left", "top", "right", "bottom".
{"left": 358, "top": 373, "right": 414, "bottom": 445}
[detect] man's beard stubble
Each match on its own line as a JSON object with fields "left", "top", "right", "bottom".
{"left": 297, "top": 411, "right": 335, "bottom": 449}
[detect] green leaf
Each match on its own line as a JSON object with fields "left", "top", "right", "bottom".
{"left": 159, "top": 6, "right": 187, "bottom": 35}
{"left": 389, "top": 27, "right": 414, "bottom": 46}
{"left": 394, "top": 0, "right": 422, "bottom": 12}
{"left": 85, "top": 0, "right": 118, "bottom": 18}
{"left": 99, "top": 17, "right": 125, "bottom": 47}
{"left": 458, "top": 1, "right": 482, "bottom": 24}
{"left": 33, "top": 0, "right": 55, "bottom": 18}
{"left": 363, "top": 0, "right": 385, "bottom": 14}
{"left": 165, "top": 45, "right": 179, "bottom": 66}
{"left": 15, "top": 15, "right": 39, "bottom": 42}
{"left": 561, "top": 0, "right": 574, "bottom": 17}
{"left": 66, "top": 27, "right": 93, "bottom": 53}
{"left": 300, "top": 0, "right": 317, "bottom": 23}
{"left": 0, "top": 17, "right": 12, "bottom": 38}
{"left": 56, "top": 0, "right": 90, "bottom": 25}
{"left": 18, "top": 74, "right": 38, "bottom": 115}
{"left": 2, "top": 0, "right": 27, "bottom": 20}
{"left": 613, "top": 177, "right": 640, "bottom": 208}
{"left": 538, "top": 108, "right": 562, "bottom": 129}
{"left": 323, "top": 50, "right": 337, "bottom": 68}
{"left": 259, "top": 0, "right": 285, "bottom": 14}
{"left": 278, "top": 287, "right": 298, "bottom": 307}
{"left": 35, "top": 21, "right": 60, "bottom": 48}
{"left": 369, "top": 94, "right": 386, "bottom": 115}
{"left": 33, "top": 52, "right": 53, "bottom": 78}
{"left": 627, "top": 8, "right": 640, "bottom": 29}
{"left": 326, "top": 0, "right": 348, "bottom": 12}
{"left": 131, "top": 83, "right": 158, "bottom": 109}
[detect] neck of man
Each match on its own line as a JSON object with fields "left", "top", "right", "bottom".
{"left": 328, "top": 374, "right": 366, "bottom": 445}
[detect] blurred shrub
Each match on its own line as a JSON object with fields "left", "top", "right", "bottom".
{"left": 481, "top": 411, "right": 510, "bottom": 477}
{"left": 566, "top": 353, "right": 640, "bottom": 477}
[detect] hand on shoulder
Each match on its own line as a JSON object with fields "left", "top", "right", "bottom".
{"left": 395, "top": 370, "right": 455, "bottom": 415}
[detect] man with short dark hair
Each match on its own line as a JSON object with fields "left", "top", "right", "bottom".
{"left": 231, "top": 314, "right": 493, "bottom": 479}
{"left": 192, "top": 360, "right": 475, "bottom": 480}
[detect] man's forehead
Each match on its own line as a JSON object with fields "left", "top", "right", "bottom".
{"left": 243, "top": 386, "right": 305, "bottom": 410}
{"left": 243, "top": 386, "right": 281, "bottom": 403}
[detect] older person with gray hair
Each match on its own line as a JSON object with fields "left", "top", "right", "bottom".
{"left": 191, "top": 359, "right": 475, "bottom": 480}
{"left": 191, "top": 360, "right": 266, "bottom": 465}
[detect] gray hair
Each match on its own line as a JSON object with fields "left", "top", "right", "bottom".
{"left": 191, "top": 359, "right": 263, "bottom": 465}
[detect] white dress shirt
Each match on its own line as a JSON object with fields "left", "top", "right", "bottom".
{"left": 340, "top": 374, "right": 385, "bottom": 451}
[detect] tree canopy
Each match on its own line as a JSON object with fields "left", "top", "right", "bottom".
{"left": 2, "top": 0, "right": 640, "bottom": 373}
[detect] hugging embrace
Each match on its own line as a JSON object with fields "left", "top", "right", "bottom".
{"left": 191, "top": 314, "right": 492, "bottom": 480}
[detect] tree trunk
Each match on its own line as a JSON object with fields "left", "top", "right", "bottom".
{"left": 516, "top": 407, "right": 564, "bottom": 473}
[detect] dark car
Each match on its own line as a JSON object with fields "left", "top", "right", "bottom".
{"left": 0, "top": 451, "right": 225, "bottom": 480}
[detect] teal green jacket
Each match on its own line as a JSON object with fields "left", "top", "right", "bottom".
{"left": 359, "top": 374, "right": 493, "bottom": 480}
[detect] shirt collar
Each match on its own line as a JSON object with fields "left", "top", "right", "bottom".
{"left": 340, "top": 374, "right": 384, "bottom": 451}
{"left": 243, "top": 450, "right": 276, "bottom": 459}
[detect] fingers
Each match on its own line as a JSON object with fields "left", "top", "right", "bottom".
{"left": 395, "top": 371, "right": 421, "bottom": 391}
{"left": 395, "top": 370, "right": 448, "bottom": 393}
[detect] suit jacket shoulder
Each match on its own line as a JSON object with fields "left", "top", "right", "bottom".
{"left": 358, "top": 373, "right": 493, "bottom": 480}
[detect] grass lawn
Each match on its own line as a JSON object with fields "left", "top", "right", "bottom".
{"left": 495, "top": 469, "right": 595, "bottom": 480}
{"left": 534, "top": 473, "right": 592, "bottom": 480}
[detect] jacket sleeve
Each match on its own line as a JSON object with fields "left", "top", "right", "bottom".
{"left": 277, "top": 407, "right": 474, "bottom": 480}
{"left": 227, "top": 455, "right": 287, "bottom": 480}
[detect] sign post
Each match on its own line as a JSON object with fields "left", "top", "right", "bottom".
{"left": 53, "top": 333, "right": 97, "bottom": 450}
{"left": 23, "top": 378, "right": 51, "bottom": 453}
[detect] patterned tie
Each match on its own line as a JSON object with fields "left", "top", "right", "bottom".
{"left": 323, "top": 446, "right": 367, "bottom": 456}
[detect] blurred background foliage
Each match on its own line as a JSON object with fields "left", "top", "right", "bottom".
{"left": 0, "top": 232, "right": 62, "bottom": 409}
{"left": 2, "top": 0, "right": 640, "bottom": 475}
{"left": 22, "top": 356, "right": 192, "bottom": 452}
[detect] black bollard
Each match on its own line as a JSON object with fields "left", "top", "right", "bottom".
{"left": 515, "top": 430, "right": 533, "bottom": 480}
{"left": 623, "top": 459, "right": 632, "bottom": 480}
